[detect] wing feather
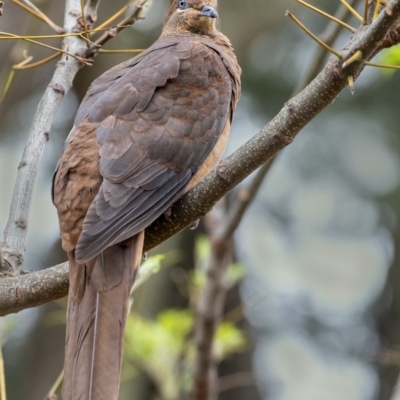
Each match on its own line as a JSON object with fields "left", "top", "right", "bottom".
{"left": 71, "top": 40, "right": 234, "bottom": 263}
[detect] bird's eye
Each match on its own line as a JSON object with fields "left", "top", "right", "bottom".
{"left": 178, "top": 0, "right": 187, "bottom": 10}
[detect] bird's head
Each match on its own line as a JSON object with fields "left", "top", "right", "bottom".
{"left": 163, "top": 0, "right": 219, "bottom": 36}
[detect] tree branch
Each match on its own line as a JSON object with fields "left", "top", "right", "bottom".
{"left": 191, "top": 219, "right": 233, "bottom": 400}
{"left": 1, "top": 0, "right": 400, "bottom": 316}
{"left": 0, "top": 262, "right": 69, "bottom": 316}
{"left": 0, "top": 0, "right": 87, "bottom": 275}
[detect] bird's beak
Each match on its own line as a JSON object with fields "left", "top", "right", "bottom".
{"left": 200, "top": 5, "right": 218, "bottom": 19}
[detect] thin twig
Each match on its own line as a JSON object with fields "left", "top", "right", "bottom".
{"left": 95, "top": 0, "right": 139, "bottom": 30}
{"left": 1, "top": 0, "right": 400, "bottom": 316}
{"left": 374, "top": 0, "right": 382, "bottom": 20}
{"left": 0, "top": 55, "right": 35, "bottom": 98}
{"left": 365, "top": 60, "right": 400, "bottom": 68}
{"left": 83, "top": 0, "right": 150, "bottom": 58}
{"left": 97, "top": 48, "right": 144, "bottom": 54}
{"left": 11, "top": 0, "right": 65, "bottom": 33}
{"left": 295, "top": 0, "right": 356, "bottom": 32}
{"left": 79, "top": 0, "right": 90, "bottom": 42}
{"left": 363, "top": 0, "right": 369, "bottom": 23}
{"left": 13, "top": 52, "right": 62, "bottom": 70}
{"left": 0, "top": 32, "right": 91, "bottom": 65}
{"left": 339, "top": 0, "right": 364, "bottom": 21}
{"left": 348, "top": 74, "right": 355, "bottom": 94}
{"left": 83, "top": 0, "right": 101, "bottom": 29}
{"left": 44, "top": 370, "right": 63, "bottom": 400}
{"left": 286, "top": 11, "right": 343, "bottom": 58}
{"left": 0, "top": 70, "right": 15, "bottom": 106}
{"left": 342, "top": 49, "right": 363, "bottom": 67}
{"left": 219, "top": 161, "right": 273, "bottom": 240}
{"left": 0, "top": 27, "right": 121, "bottom": 40}
{"left": 0, "top": 346, "right": 5, "bottom": 400}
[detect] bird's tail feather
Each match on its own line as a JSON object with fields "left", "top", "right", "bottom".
{"left": 62, "top": 231, "right": 144, "bottom": 400}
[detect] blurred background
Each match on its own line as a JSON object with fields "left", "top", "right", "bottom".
{"left": 1, "top": 0, "right": 400, "bottom": 399}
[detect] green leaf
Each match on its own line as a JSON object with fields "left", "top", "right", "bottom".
{"left": 157, "top": 309, "right": 193, "bottom": 339}
{"left": 195, "top": 235, "right": 211, "bottom": 262}
{"left": 378, "top": 47, "right": 400, "bottom": 75}
{"left": 214, "top": 321, "right": 247, "bottom": 360}
{"left": 224, "top": 262, "right": 246, "bottom": 288}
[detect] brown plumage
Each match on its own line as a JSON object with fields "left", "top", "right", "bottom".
{"left": 52, "top": 0, "right": 241, "bottom": 398}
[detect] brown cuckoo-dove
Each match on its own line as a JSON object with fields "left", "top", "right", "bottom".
{"left": 52, "top": 0, "right": 241, "bottom": 398}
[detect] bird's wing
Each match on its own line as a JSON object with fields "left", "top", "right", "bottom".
{"left": 72, "top": 40, "right": 233, "bottom": 262}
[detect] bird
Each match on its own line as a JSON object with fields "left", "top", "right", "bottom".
{"left": 52, "top": 0, "right": 241, "bottom": 398}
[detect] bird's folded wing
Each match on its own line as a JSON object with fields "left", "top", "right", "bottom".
{"left": 72, "top": 40, "right": 233, "bottom": 262}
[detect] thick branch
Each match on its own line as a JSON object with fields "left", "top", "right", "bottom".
{"left": 1, "top": 0, "right": 400, "bottom": 316}
{"left": 0, "top": 0, "right": 87, "bottom": 275}
{"left": 0, "top": 263, "right": 69, "bottom": 316}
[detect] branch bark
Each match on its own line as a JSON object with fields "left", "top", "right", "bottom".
{"left": 0, "top": 263, "right": 69, "bottom": 316}
{"left": 1, "top": 0, "right": 400, "bottom": 316}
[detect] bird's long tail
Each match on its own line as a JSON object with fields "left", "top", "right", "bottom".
{"left": 62, "top": 231, "right": 144, "bottom": 400}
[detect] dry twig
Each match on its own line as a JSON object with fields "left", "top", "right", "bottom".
{"left": 43, "top": 370, "right": 63, "bottom": 400}
{"left": 11, "top": 0, "right": 65, "bottom": 33}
